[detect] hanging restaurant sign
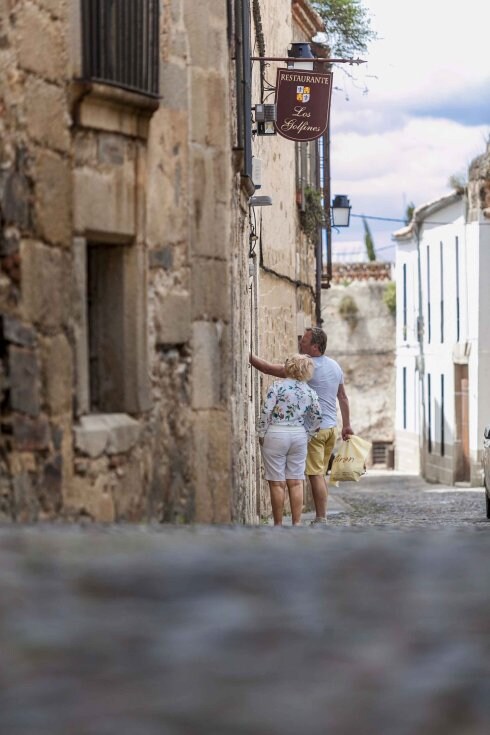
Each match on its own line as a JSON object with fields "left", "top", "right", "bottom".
{"left": 274, "top": 68, "right": 333, "bottom": 142}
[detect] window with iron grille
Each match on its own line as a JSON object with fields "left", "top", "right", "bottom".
{"left": 81, "top": 0, "right": 160, "bottom": 98}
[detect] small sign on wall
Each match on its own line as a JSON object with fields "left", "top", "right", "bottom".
{"left": 274, "top": 69, "right": 333, "bottom": 142}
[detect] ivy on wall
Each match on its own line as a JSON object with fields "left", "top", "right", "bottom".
{"left": 300, "top": 186, "right": 325, "bottom": 241}
{"left": 338, "top": 294, "right": 359, "bottom": 329}
{"left": 383, "top": 281, "right": 396, "bottom": 316}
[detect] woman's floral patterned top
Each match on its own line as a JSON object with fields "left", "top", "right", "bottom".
{"left": 257, "top": 379, "right": 322, "bottom": 438}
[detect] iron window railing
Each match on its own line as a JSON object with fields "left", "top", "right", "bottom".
{"left": 81, "top": 0, "right": 160, "bottom": 98}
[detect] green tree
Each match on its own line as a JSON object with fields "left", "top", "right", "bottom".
{"left": 404, "top": 202, "right": 415, "bottom": 225}
{"left": 448, "top": 174, "right": 466, "bottom": 194}
{"left": 362, "top": 216, "right": 376, "bottom": 261}
{"left": 312, "top": 0, "right": 377, "bottom": 57}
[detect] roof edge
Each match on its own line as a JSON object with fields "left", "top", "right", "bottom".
{"left": 392, "top": 191, "right": 463, "bottom": 241}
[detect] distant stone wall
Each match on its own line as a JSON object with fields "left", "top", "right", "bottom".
{"left": 321, "top": 275, "right": 396, "bottom": 462}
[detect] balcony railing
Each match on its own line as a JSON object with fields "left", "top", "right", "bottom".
{"left": 81, "top": 0, "right": 160, "bottom": 98}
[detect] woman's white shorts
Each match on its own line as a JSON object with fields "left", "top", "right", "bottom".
{"left": 260, "top": 426, "right": 308, "bottom": 481}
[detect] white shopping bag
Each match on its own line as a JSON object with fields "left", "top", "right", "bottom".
{"left": 330, "top": 435, "right": 372, "bottom": 484}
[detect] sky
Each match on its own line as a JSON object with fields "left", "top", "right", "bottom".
{"left": 325, "top": 0, "right": 490, "bottom": 263}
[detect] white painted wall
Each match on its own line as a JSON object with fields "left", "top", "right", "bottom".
{"left": 394, "top": 195, "right": 489, "bottom": 484}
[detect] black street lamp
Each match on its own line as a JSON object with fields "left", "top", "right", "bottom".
{"left": 331, "top": 195, "right": 351, "bottom": 227}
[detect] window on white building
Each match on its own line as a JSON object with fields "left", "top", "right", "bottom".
{"left": 440, "top": 241, "right": 444, "bottom": 344}
{"left": 402, "top": 366, "right": 407, "bottom": 429}
{"left": 427, "top": 372, "right": 432, "bottom": 454}
{"left": 440, "top": 373, "right": 445, "bottom": 457}
{"left": 426, "top": 246, "right": 431, "bottom": 344}
{"left": 402, "top": 263, "right": 407, "bottom": 341}
{"left": 455, "top": 236, "right": 460, "bottom": 342}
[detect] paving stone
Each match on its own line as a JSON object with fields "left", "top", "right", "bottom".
{"left": 0, "top": 472, "right": 489, "bottom": 734}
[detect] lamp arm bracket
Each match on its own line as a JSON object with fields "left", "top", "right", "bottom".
{"left": 250, "top": 57, "right": 366, "bottom": 65}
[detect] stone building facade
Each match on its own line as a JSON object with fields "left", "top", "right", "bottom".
{"left": 0, "top": 0, "right": 325, "bottom": 524}
{"left": 249, "top": 0, "right": 327, "bottom": 513}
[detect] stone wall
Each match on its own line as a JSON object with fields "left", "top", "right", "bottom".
{"left": 250, "top": 0, "right": 321, "bottom": 518}
{"left": 0, "top": 0, "right": 255, "bottom": 524}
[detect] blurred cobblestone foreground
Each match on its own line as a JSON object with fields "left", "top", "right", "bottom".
{"left": 1, "top": 472, "right": 490, "bottom": 735}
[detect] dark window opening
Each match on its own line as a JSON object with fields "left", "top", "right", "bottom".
{"left": 455, "top": 236, "right": 460, "bottom": 342}
{"left": 87, "top": 243, "right": 127, "bottom": 413}
{"left": 402, "top": 263, "right": 407, "bottom": 340}
{"left": 402, "top": 366, "right": 407, "bottom": 429}
{"left": 426, "top": 245, "right": 431, "bottom": 344}
{"left": 81, "top": 0, "right": 160, "bottom": 97}
{"left": 441, "top": 373, "right": 445, "bottom": 457}
{"left": 440, "top": 240, "right": 444, "bottom": 343}
{"left": 428, "top": 373, "right": 432, "bottom": 454}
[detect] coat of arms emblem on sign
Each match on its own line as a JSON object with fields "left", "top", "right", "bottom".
{"left": 296, "top": 86, "right": 310, "bottom": 103}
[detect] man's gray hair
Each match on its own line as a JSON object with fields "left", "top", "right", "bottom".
{"left": 307, "top": 327, "right": 327, "bottom": 355}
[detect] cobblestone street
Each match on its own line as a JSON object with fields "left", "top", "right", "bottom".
{"left": 1, "top": 470, "right": 489, "bottom": 735}
{"left": 325, "top": 470, "right": 488, "bottom": 529}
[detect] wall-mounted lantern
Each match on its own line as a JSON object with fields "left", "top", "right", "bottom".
{"left": 287, "top": 42, "right": 315, "bottom": 71}
{"left": 331, "top": 195, "right": 351, "bottom": 227}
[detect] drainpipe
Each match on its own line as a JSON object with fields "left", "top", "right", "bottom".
{"left": 415, "top": 218, "right": 427, "bottom": 477}
{"left": 234, "top": 0, "right": 254, "bottom": 196}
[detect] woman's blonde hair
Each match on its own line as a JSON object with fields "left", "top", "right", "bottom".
{"left": 284, "top": 353, "right": 314, "bottom": 382}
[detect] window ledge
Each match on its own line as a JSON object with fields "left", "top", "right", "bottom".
{"left": 74, "top": 413, "right": 141, "bottom": 458}
{"left": 71, "top": 80, "right": 160, "bottom": 139}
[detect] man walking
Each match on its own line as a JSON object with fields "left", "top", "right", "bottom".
{"left": 250, "top": 327, "right": 353, "bottom": 525}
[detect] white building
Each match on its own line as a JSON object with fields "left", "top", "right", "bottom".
{"left": 393, "top": 190, "right": 490, "bottom": 485}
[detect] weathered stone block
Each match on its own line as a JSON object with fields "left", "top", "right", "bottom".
{"left": 2, "top": 168, "right": 32, "bottom": 230}
{"left": 24, "top": 77, "right": 70, "bottom": 152}
{"left": 113, "top": 463, "right": 143, "bottom": 520}
{"left": 17, "top": 2, "right": 67, "bottom": 81}
{"left": 37, "top": 0, "right": 67, "bottom": 19}
{"left": 0, "top": 226, "right": 21, "bottom": 258}
{"left": 191, "top": 258, "right": 230, "bottom": 320}
{"left": 206, "top": 72, "right": 231, "bottom": 149}
{"left": 191, "top": 149, "right": 230, "bottom": 257}
{"left": 12, "top": 414, "right": 50, "bottom": 451}
{"left": 193, "top": 409, "right": 231, "bottom": 523}
{"left": 77, "top": 96, "right": 152, "bottom": 139}
{"left": 191, "top": 321, "right": 222, "bottom": 409}
{"left": 190, "top": 69, "right": 208, "bottom": 145}
{"left": 12, "top": 472, "right": 39, "bottom": 522}
{"left": 73, "top": 418, "right": 108, "bottom": 459}
{"left": 160, "top": 62, "right": 188, "bottom": 110}
{"left": 97, "top": 135, "right": 125, "bottom": 166}
{"left": 9, "top": 345, "right": 40, "bottom": 416}
{"left": 149, "top": 247, "right": 173, "bottom": 270}
{"left": 34, "top": 150, "right": 72, "bottom": 246}
{"left": 73, "top": 165, "right": 135, "bottom": 238}
{"left": 74, "top": 414, "right": 141, "bottom": 458}
{"left": 42, "top": 333, "right": 73, "bottom": 416}
{"left": 154, "top": 292, "right": 191, "bottom": 345}
{"left": 40, "top": 453, "right": 63, "bottom": 515}
{"left": 105, "top": 415, "right": 141, "bottom": 455}
{"left": 2, "top": 315, "right": 37, "bottom": 347}
{"left": 146, "top": 110, "right": 189, "bottom": 247}
{"left": 64, "top": 473, "right": 115, "bottom": 522}
{"left": 20, "top": 240, "right": 70, "bottom": 329}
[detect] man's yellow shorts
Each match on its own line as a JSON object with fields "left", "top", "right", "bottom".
{"left": 306, "top": 427, "right": 337, "bottom": 476}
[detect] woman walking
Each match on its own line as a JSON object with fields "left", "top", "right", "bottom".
{"left": 257, "top": 354, "right": 321, "bottom": 526}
